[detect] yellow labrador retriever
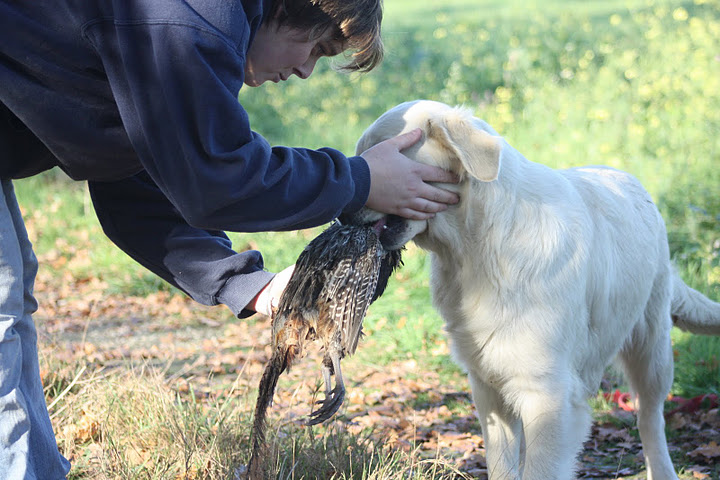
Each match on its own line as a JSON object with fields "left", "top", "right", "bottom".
{"left": 348, "top": 100, "right": 720, "bottom": 480}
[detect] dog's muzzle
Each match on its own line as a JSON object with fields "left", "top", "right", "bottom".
{"left": 339, "top": 209, "right": 423, "bottom": 251}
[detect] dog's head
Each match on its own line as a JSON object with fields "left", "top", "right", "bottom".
{"left": 342, "top": 100, "right": 503, "bottom": 251}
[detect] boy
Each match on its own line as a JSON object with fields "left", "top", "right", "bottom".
{"left": 0, "top": 0, "right": 459, "bottom": 477}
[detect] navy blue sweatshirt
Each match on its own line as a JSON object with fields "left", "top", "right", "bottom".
{"left": 0, "top": 0, "right": 371, "bottom": 317}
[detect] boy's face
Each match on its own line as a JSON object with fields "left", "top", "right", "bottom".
{"left": 244, "top": 21, "right": 344, "bottom": 87}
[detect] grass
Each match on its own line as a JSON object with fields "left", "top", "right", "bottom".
{"left": 12, "top": 0, "right": 720, "bottom": 477}
{"left": 383, "top": 0, "right": 688, "bottom": 28}
{"left": 672, "top": 331, "right": 720, "bottom": 397}
{"left": 53, "top": 364, "right": 248, "bottom": 479}
{"left": 47, "top": 359, "right": 469, "bottom": 480}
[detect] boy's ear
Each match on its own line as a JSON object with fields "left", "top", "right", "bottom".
{"left": 426, "top": 111, "right": 501, "bottom": 182}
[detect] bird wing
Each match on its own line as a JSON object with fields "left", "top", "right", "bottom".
{"left": 274, "top": 221, "right": 398, "bottom": 357}
{"left": 372, "top": 248, "right": 404, "bottom": 303}
{"left": 272, "top": 222, "right": 350, "bottom": 339}
{"left": 323, "top": 233, "right": 382, "bottom": 357}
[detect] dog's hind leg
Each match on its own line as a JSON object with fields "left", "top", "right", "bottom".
{"left": 619, "top": 302, "right": 678, "bottom": 480}
{"left": 468, "top": 372, "right": 523, "bottom": 480}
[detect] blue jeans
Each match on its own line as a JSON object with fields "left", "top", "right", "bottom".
{"left": 0, "top": 179, "right": 70, "bottom": 479}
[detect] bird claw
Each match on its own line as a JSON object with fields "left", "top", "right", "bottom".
{"left": 306, "top": 386, "right": 346, "bottom": 425}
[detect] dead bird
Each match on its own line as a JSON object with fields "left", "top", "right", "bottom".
{"left": 247, "top": 217, "right": 403, "bottom": 479}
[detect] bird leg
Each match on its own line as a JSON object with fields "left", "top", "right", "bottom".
{"left": 306, "top": 350, "right": 346, "bottom": 425}
{"left": 320, "top": 358, "right": 333, "bottom": 397}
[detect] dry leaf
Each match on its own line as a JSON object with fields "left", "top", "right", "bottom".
{"left": 689, "top": 441, "right": 720, "bottom": 460}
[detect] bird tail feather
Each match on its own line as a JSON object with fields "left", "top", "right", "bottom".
{"left": 247, "top": 349, "right": 290, "bottom": 479}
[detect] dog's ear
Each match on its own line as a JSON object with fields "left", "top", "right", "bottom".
{"left": 427, "top": 111, "right": 501, "bottom": 182}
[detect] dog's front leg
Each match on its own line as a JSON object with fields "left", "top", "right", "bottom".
{"left": 469, "top": 372, "right": 524, "bottom": 480}
{"left": 516, "top": 386, "right": 591, "bottom": 480}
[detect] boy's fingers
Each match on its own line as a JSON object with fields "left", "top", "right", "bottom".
{"left": 397, "top": 207, "right": 436, "bottom": 221}
{"left": 426, "top": 186, "right": 459, "bottom": 205}
{"left": 419, "top": 164, "right": 460, "bottom": 184}
{"left": 391, "top": 128, "right": 423, "bottom": 150}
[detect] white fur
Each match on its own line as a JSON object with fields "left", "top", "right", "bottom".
{"left": 354, "top": 100, "right": 720, "bottom": 480}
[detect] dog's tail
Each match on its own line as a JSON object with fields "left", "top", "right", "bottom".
{"left": 671, "top": 273, "right": 720, "bottom": 335}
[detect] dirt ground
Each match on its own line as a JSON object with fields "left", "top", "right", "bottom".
{"left": 36, "top": 284, "right": 719, "bottom": 479}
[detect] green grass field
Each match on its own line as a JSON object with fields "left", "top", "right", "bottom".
{"left": 13, "top": 0, "right": 720, "bottom": 477}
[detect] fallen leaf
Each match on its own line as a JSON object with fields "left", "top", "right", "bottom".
{"left": 688, "top": 441, "right": 720, "bottom": 460}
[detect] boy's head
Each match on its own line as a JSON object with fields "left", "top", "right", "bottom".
{"left": 269, "top": 0, "right": 383, "bottom": 72}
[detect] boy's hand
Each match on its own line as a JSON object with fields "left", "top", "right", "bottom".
{"left": 360, "top": 129, "right": 459, "bottom": 219}
{"left": 249, "top": 264, "right": 295, "bottom": 317}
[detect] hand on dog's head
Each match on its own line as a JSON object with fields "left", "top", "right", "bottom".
{"left": 348, "top": 100, "right": 504, "bottom": 250}
{"left": 357, "top": 100, "right": 502, "bottom": 183}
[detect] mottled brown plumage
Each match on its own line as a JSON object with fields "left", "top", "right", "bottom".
{"left": 247, "top": 218, "right": 402, "bottom": 479}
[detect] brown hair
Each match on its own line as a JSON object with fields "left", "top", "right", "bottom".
{"left": 269, "top": 0, "right": 384, "bottom": 72}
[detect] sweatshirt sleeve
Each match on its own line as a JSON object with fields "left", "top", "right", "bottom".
{"left": 88, "top": 171, "right": 275, "bottom": 318}
{"left": 80, "top": 15, "right": 370, "bottom": 233}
